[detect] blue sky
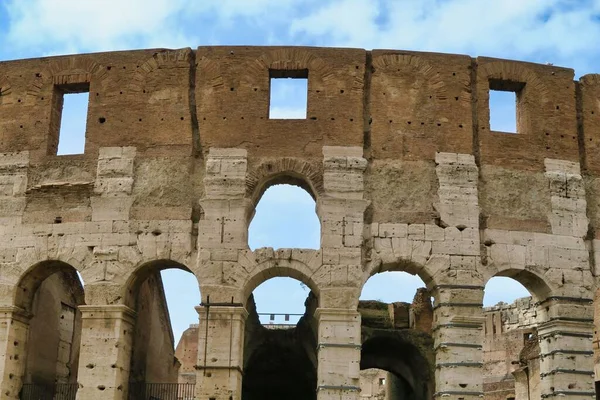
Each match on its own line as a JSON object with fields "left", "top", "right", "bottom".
{"left": 1, "top": 0, "right": 599, "bottom": 342}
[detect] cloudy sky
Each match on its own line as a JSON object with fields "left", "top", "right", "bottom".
{"left": 1, "top": 0, "right": 598, "bottom": 342}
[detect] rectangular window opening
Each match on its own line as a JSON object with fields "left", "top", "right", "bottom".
{"left": 489, "top": 79, "right": 525, "bottom": 134}
{"left": 55, "top": 84, "right": 90, "bottom": 155}
{"left": 269, "top": 69, "right": 308, "bottom": 120}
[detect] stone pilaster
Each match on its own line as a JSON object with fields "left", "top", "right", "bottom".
{"left": 91, "top": 147, "right": 136, "bottom": 222}
{"left": 537, "top": 300, "right": 595, "bottom": 399}
{"left": 0, "top": 151, "right": 28, "bottom": 228}
{"left": 545, "top": 159, "right": 588, "bottom": 237}
{"left": 198, "top": 149, "right": 251, "bottom": 302}
{"left": 0, "top": 306, "right": 31, "bottom": 400}
{"left": 315, "top": 308, "right": 361, "bottom": 400}
{"left": 195, "top": 305, "right": 248, "bottom": 400}
{"left": 432, "top": 152, "right": 484, "bottom": 399}
{"left": 435, "top": 152, "right": 479, "bottom": 229}
{"left": 318, "top": 146, "right": 368, "bottom": 308}
{"left": 76, "top": 305, "right": 136, "bottom": 400}
{"left": 432, "top": 287, "right": 485, "bottom": 399}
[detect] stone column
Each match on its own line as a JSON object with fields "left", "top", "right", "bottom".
{"left": 195, "top": 305, "right": 248, "bottom": 400}
{"left": 315, "top": 308, "right": 361, "bottom": 400}
{"left": 430, "top": 153, "right": 484, "bottom": 399}
{"left": 431, "top": 286, "right": 485, "bottom": 399}
{"left": 537, "top": 300, "right": 595, "bottom": 399}
{"left": 0, "top": 306, "right": 31, "bottom": 400}
{"left": 76, "top": 305, "right": 136, "bottom": 400}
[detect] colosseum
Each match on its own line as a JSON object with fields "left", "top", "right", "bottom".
{"left": 0, "top": 45, "right": 598, "bottom": 400}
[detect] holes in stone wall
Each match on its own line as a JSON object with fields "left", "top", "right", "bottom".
{"left": 52, "top": 83, "right": 90, "bottom": 155}
{"left": 488, "top": 79, "right": 525, "bottom": 134}
{"left": 268, "top": 69, "right": 308, "bottom": 120}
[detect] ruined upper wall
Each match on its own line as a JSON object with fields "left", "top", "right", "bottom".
{"left": 1, "top": 46, "right": 599, "bottom": 232}
{"left": 0, "top": 46, "right": 592, "bottom": 162}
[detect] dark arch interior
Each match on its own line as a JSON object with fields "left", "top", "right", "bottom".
{"left": 360, "top": 334, "right": 433, "bottom": 400}
{"left": 20, "top": 263, "right": 84, "bottom": 394}
{"left": 242, "top": 292, "right": 318, "bottom": 400}
{"left": 128, "top": 262, "right": 199, "bottom": 387}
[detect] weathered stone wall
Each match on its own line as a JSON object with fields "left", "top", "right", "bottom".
{"left": 129, "top": 272, "right": 180, "bottom": 384}
{"left": 0, "top": 46, "right": 598, "bottom": 400}
{"left": 483, "top": 298, "right": 539, "bottom": 400}
{"left": 24, "top": 271, "right": 82, "bottom": 386}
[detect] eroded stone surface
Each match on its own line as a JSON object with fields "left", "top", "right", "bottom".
{"left": 0, "top": 46, "right": 598, "bottom": 400}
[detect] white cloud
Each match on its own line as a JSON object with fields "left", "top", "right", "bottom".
{"left": 3, "top": 0, "right": 196, "bottom": 54}
{"left": 1, "top": 0, "right": 313, "bottom": 56}
{"left": 290, "top": 0, "right": 600, "bottom": 75}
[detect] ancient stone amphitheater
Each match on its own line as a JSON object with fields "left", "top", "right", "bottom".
{"left": 0, "top": 46, "right": 599, "bottom": 400}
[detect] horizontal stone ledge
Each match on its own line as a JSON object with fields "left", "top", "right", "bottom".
{"left": 199, "top": 301, "right": 244, "bottom": 307}
{"left": 434, "top": 391, "right": 483, "bottom": 398}
{"left": 318, "top": 343, "right": 361, "bottom": 349}
{"left": 538, "top": 331, "right": 593, "bottom": 339}
{"left": 317, "top": 385, "right": 361, "bottom": 392}
{"left": 539, "top": 296, "right": 594, "bottom": 305}
{"left": 541, "top": 391, "right": 596, "bottom": 398}
{"left": 541, "top": 350, "right": 594, "bottom": 357}
{"left": 547, "top": 316, "right": 595, "bottom": 323}
{"left": 540, "top": 368, "right": 594, "bottom": 377}
{"left": 433, "top": 323, "right": 483, "bottom": 331}
{"left": 194, "top": 365, "right": 243, "bottom": 374}
{"left": 433, "top": 302, "right": 482, "bottom": 310}
{"left": 435, "top": 342, "right": 483, "bottom": 350}
{"left": 436, "top": 362, "right": 483, "bottom": 368}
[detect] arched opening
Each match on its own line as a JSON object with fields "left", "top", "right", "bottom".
{"left": 248, "top": 184, "right": 320, "bottom": 250}
{"left": 125, "top": 261, "right": 200, "bottom": 399}
{"left": 359, "top": 270, "right": 434, "bottom": 400}
{"left": 361, "top": 335, "right": 433, "bottom": 400}
{"left": 482, "top": 271, "right": 551, "bottom": 400}
{"left": 242, "top": 276, "right": 318, "bottom": 400}
{"left": 17, "top": 261, "right": 84, "bottom": 399}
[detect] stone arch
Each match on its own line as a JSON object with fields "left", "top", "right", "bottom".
{"left": 246, "top": 158, "right": 324, "bottom": 205}
{"left": 363, "top": 254, "right": 439, "bottom": 294}
{"left": 26, "top": 57, "right": 109, "bottom": 101}
{"left": 372, "top": 53, "right": 453, "bottom": 101}
{"left": 240, "top": 249, "right": 322, "bottom": 305}
{"left": 360, "top": 331, "right": 434, "bottom": 400}
{"left": 580, "top": 73, "right": 600, "bottom": 86}
{"left": 482, "top": 266, "right": 553, "bottom": 303}
{"left": 129, "top": 48, "right": 192, "bottom": 94}
{"left": 15, "top": 260, "right": 85, "bottom": 313}
{"left": 479, "top": 60, "right": 550, "bottom": 103}
{"left": 196, "top": 56, "right": 225, "bottom": 93}
{"left": 244, "top": 48, "right": 363, "bottom": 92}
{"left": 122, "top": 258, "right": 197, "bottom": 309}
{"left": 14, "top": 260, "right": 85, "bottom": 390}
{"left": 0, "top": 76, "right": 13, "bottom": 105}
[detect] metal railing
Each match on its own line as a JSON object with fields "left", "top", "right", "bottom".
{"left": 257, "top": 312, "right": 303, "bottom": 328}
{"left": 20, "top": 383, "right": 78, "bottom": 400}
{"left": 128, "top": 383, "right": 195, "bottom": 400}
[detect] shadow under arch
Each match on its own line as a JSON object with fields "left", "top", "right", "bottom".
{"left": 15, "top": 260, "right": 85, "bottom": 313}
{"left": 242, "top": 291, "right": 318, "bottom": 400}
{"left": 361, "top": 331, "right": 434, "bottom": 400}
{"left": 15, "top": 260, "right": 85, "bottom": 391}
{"left": 123, "top": 258, "right": 196, "bottom": 309}
{"left": 484, "top": 267, "right": 553, "bottom": 303}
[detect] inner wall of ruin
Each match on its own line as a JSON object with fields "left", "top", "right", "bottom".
{"left": 0, "top": 46, "right": 599, "bottom": 400}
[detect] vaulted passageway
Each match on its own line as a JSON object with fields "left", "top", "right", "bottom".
{"left": 242, "top": 288, "right": 318, "bottom": 400}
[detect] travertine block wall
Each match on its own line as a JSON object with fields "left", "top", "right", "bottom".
{"left": 0, "top": 46, "right": 598, "bottom": 400}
